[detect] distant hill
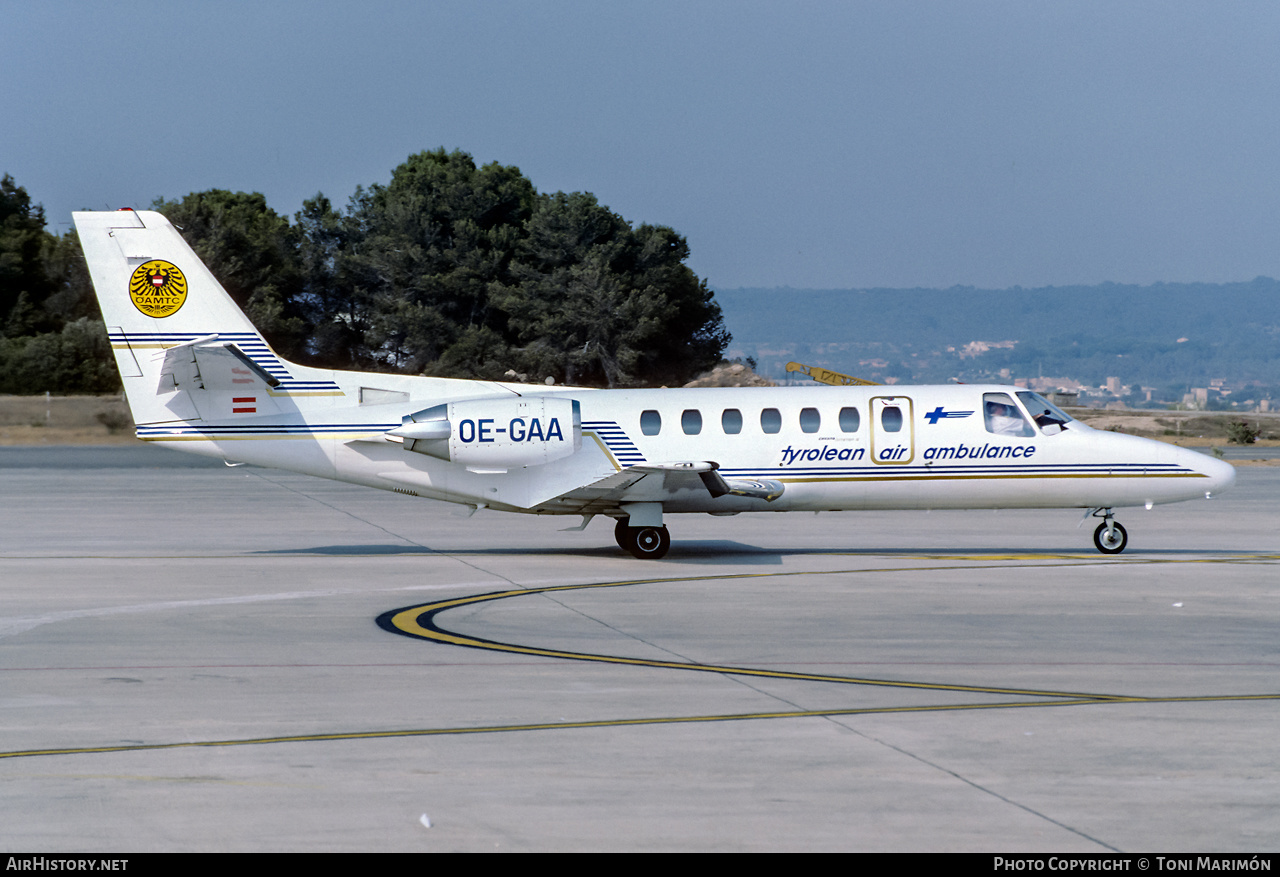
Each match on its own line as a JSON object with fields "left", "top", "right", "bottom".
{"left": 714, "top": 278, "right": 1280, "bottom": 397}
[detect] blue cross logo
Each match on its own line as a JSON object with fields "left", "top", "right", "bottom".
{"left": 925, "top": 407, "right": 973, "bottom": 425}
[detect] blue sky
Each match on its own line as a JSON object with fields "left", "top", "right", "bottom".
{"left": 4, "top": 1, "right": 1279, "bottom": 290}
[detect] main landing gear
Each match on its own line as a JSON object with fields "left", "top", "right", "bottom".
{"left": 1089, "top": 508, "right": 1128, "bottom": 554}
{"left": 615, "top": 518, "right": 671, "bottom": 560}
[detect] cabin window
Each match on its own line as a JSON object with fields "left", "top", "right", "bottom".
{"left": 761, "top": 408, "right": 782, "bottom": 434}
{"left": 799, "top": 407, "right": 820, "bottom": 433}
{"left": 839, "top": 407, "right": 860, "bottom": 433}
{"left": 983, "top": 393, "right": 1034, "bottom": 437}
{"left": 640, "top": 410, "right": 661, "bottom": 436}
{"left": 681, "top": 409, "right": 703, "bottom": 435}
{"left": 880, "top": 406, "right": 903, "bottom": 432}
{"left": 1016, "top": 391, "right": 1072, "bottom": 435}
{"left": 721, "top": 408, "right": 743, "bottom": 434}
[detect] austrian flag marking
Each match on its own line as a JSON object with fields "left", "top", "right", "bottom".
{"left": 232, "top": 397, "right": 256, "bottom": 413}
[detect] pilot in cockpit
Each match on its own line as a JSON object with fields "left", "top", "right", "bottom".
{"left": 984, "top": 396, "right": 1033, "bottom": 437}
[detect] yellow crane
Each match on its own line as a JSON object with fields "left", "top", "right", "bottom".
{"left": 784, "top": 361, "right": 879, "bottom": 386}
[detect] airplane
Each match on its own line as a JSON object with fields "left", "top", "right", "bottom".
{"left": 74, "top": 209, "right": 1235, "bottom": 559}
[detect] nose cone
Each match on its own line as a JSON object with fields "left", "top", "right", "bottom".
{"left": 1181, "top": 447, "right": 1236, "bottom": 497}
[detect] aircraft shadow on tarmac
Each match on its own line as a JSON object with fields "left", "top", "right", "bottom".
{"left": 250, "top": 542, "right": 1259, "bottom": 565}
{"left": 253, "top": 541, "right": 788, "bottom": 563}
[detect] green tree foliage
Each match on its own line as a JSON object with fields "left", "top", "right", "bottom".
{"left": 39, "top": 229, "right": 98, "bottom": 328}
{"left": 151, "top": 190, "right": 310, "bottom": 360}
{"left": 1, "top": 174, "right": 55, "bottom": 333}
{"left": 295, "top": 194, "right": 371, "bottom": 368}
{"left": 1226, "top": 420, "right": 1262, "bottom": 444}
{"left": 0, "top": 317, "right": 119, "bottom": 394}
{"left": 341, "top": 149, "right": 537, "bottom": 374}
{"left": 300, "top": 149, "right": 728, "bottom": 385}
{"left": 498, "top": 191, "right": 728, "bottom": 386}
{"left": 0, "top": 158, "right": 729, "bottom": 392}
{"left": 0, "top": 174, "right": 117, "bottom": 393}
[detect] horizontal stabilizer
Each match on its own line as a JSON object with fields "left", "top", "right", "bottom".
{"left": 220, "top": 344, "right": 282, "bottom": 387}
{"left": 157, "top": 335, "right": 218, "bottom": 392}
{"left": 156, "top": 336, "right": 282, "bottom": 394}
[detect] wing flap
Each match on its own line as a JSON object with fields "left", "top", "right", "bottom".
{"left": 536, "top": 460, "right": 784, "bottom": 514}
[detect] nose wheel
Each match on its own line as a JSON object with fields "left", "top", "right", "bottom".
{"left": 614, "top": 518, "right": 671, "bottom": 559}
{"left": 1091, "top": 514, "right": 1128, "bottom": 554}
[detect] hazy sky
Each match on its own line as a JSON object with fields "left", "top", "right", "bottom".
{"left": 4, "top": 1, "right": 1279, "bottom": 290}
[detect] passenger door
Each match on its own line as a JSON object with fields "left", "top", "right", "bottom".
{"left": 870, "top": 395, "right": 915, "bottom": 465}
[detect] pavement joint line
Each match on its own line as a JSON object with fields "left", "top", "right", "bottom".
{"left": 4, "top": 693, "right": 1279, "bottom": 762}
{"left": 5, "top": 553, "right": 1277, "bottom": 764}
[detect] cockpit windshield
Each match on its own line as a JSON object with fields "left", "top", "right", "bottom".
{"left": 1016, "top": 391, "right": 1073, "bottom": 435}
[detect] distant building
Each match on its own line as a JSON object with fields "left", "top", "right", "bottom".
{"left": 1030, "top": 377, "right": 1086, "bottom": 394}
{"left": 1183, "top": 388, "right": 1210, "bottom": 409}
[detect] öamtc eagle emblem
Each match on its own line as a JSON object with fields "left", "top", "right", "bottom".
{"left": 128, "top": 260, "right": 188, "bottom": 317}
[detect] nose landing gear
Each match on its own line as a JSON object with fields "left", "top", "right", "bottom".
{"left": 1089, "top": 508, "right": 1128, "bottom": 554}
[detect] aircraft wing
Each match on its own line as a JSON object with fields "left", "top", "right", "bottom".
{"left": 540, "top": 461, "right": 783, "bottom": 516}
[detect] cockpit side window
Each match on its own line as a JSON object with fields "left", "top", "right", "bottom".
{"left": 1016, "top": 391, "right": 1072, "bottom": 435}
{"left": 983, "top": 393, "right": 1034, "bottom": 437}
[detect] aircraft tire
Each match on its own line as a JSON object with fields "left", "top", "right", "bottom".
{"left": 1093, "top": 521, "right": 1128, "bottom": 554}
{"left": 614, "top": 518, "right": 631, "bottom": 550}
{"left": 623, "top": 525, "right": 671, "bottom": 560}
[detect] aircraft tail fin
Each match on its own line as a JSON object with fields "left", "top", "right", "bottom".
{"left": 74, "top": 209, "right": 317, "bottom": 430}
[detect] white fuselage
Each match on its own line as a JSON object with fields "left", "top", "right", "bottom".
{"left": 134, "top": 369, "right": 1234, "bottom": 516}
{"left": 71, "top": 208, "right": 1234, "bottom": 555}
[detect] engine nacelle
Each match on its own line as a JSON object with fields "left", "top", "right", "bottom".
{"left": 391, "top": 396, "right": 582, "bottom": 471}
